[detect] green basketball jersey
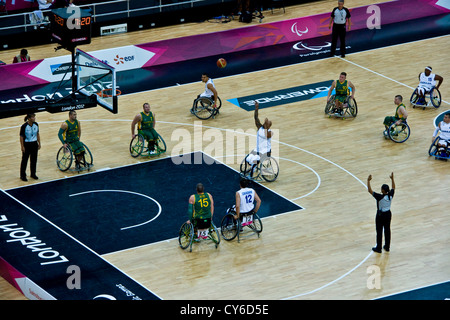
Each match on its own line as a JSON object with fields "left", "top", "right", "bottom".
{"left": 193, "top": 193, "right": 212, "bottom": 219}
{"left": 335, "top": 80, "right": 348, "bottom": 96}
{"left": 64, "top": 119, "right": 79, "bottom": 142}
{"left": 395, "top": 103, "right": 406, "bottom": 119}
{"left": 139, "top": 112, "right": 154, "bottom": 130}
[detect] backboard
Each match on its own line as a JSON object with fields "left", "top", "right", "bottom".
{"left": 76, "top": 48, "right": 118, "bottom": 114}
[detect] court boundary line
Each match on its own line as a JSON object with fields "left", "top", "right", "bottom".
{"left": 0, "top": 188, "right": 162, "bottom": 300}
{"left": 118, "top": 34, "right": 450, "bottom": 97}
{"left": 338, "top": 56, "right": 450, "bottom": 105}
{"left": 282, "top": 250, "right": 374, "bottom": 300}
{"left": 375, "top": 279, "right": 450, "bottom": 300}
{"left": 69, "top": 189, "right": 162, "bottom": 231}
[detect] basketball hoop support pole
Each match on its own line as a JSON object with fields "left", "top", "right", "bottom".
{"left": 71, "top": 47, "right": 77, "bottom": 99}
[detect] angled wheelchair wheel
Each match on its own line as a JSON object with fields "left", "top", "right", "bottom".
{"left": 260, "top": 156, "right": 279, "bottom": 182}
{"left": 248, "top": 213, "right": 263, "bottom": 235}
{"left": 429, "top": 87, "right": 441, "bottom": 108}
{"left": 239, "top": 154, "right": 252, "bottom": 176}
{"left": 410, "top": 88, "right": 419, "bottom": 107}
{"left": 324, "top": 95, "right": 336, "bottom": 114}
{"left": 388, "top": 122, "right": 410, "bottom": 143}
{"left": 428, "top": 136, "right": 439, "bottom": 157}
{"left": 220, "top": 213, "right": 239, "bottom": 241}
{"left": 209, "top": 222, "right": 221, "bottom": 248}
{"left": 80, "top": 143, "right": 93, "bottom": 169}
{"left": 156, "top": 134, "right": 167, "bottom": 153}
{"left": 178, "top": 222, "right": 194, "bottom": 251}
{"left": 130, "top": 134, "right": 145, "bottom": 157}
{"left": 192, "top": 97, "right": 215, "bottom": 120}
{"left": 215, "top": 96, "right": 222, "bottom": 110}
{"left": 56, "top": 146, "right": 73, "bottom": 172}
{"left": 345, "top": 97, "right": 358, "bottom": 117}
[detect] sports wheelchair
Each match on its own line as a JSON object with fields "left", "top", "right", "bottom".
{"left": 410, "top": 86, "right": 441, "bottom": 109}
{"left": 429, "top": 136, "right": 450, "bottom": 161}
{"left": 324, "top": 95, "right": 358, "bottom": 119}
{"left": 129, "top": 132, "right": 166, "bottom": 157}
{"left": 191, "top": 96, "right": 222, "bottom": 120}
{"left": 56, "top": 142, "right": 93, "bottom": 172}
{"left": 178, "top": 219, "right": 220, "bottom": 252}
{"left": 240, "top": 153, "right": 279, "bottom": 182}
{"left": 220, "top": 205, "right": 263, "bottom": 243}
{"left": 383, "top": 120, "right": 410, "bottom": 143}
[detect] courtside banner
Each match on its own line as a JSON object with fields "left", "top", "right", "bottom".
{"left": 1, "top": 0, "right": 448, "bottom": 93}
{"left": 0, "top": 190, "right": 161, "bottom": 300}
{"left": 228, "top": 80, "right": 333, "bottom": 111}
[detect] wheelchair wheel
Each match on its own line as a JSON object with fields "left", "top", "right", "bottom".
{"left": 130, "top": 134, "right": 145, "bottom": 157}
{"left": 260, "top": 156, "right": 279, "bottom": 182}
{"left": 56, "top": 146, "right": 73, "bottom": 172}
{"left": 428, "top": 136, "right": 439, "bottom": 157}
{"left": 178, "top": 222, "right": 194, "bottom": 251}
{"left": 345, "top": 97, "right": 358, "bottom": 117}
{"left": 239, "top": 154, "right": 252, "bottom": 176}
{"left": 156, "top": 134, "right": 167, "bottom": 153}
{"left": 209, "top": 222, "right": 221, "bottom": 248}
{"left": 388, "top": 122, "right": 410, "bottom": 143}
{"left": 324, "top": 95, "right": 336, "bottom": 114}
{"left": 248, "top": 213, "right": 263, "bottom": 235}
{"left": 410, "top": 88, "right": 419, "bottom": 107}
{"left": 430, "top": 87, "right": 441, "bottom": 108}
{"left": 80, "top": 143, "right": 93, "bottom": 169}
{"left": 192, "top": 97, "right": 215, "bottom": 120}
{"left": 220, "top": 213, "right": 238, "bottom": 241}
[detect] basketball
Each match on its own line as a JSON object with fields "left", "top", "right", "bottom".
{"left": 217, "top": 58, "right": 227, "bottom": 68}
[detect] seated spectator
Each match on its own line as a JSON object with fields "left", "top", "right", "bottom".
{"left": 37, "top": 0, "right": 53, "bottom": 10}
{"left": 13, "top": 49, "right": 31, "bottom": 64}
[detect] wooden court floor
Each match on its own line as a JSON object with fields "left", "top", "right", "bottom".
{"left": 1, "top": 0, "right": 449, "bottom": 300}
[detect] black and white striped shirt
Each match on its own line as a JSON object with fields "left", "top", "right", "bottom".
{"left": 331, "top": 7, "right": 351, "bottom": 25}
{"left": 372, "top": 189, "right": 395, "bottom": 213}
{"left": 20, "top": 122, "right": 39, "bottom": 142}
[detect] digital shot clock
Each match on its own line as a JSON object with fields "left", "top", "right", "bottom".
{"left": 51, "top": 7, "right": 92, "bottom": 49}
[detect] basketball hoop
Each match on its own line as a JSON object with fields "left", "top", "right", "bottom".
{"left": 96, "top": 88, "right": 121, "bottom": 98}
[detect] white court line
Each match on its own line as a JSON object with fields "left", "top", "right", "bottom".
{"left": 0, "top": 188, "right": 162, "bottom": 299}
{"left": 338, "top": 56, "right": 450, "bottom": 105}
{"left": 69, "top": 189, "right": 162, "bottom": 231}
{"left": 282, "top": 250, "right": 374, "bottom": 300}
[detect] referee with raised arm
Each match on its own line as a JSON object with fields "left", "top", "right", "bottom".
{"left": 329, "top": 0, "right": 351, "bottom": 58}
{"left": 367, "top": 173, "right": 396, "bottom": 253}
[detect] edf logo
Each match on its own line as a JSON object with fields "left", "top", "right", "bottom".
{"left": 114, "top": 55, "right": 135, "bottom": 65}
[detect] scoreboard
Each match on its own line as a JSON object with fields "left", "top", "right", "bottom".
{"left": 51, "top": 8, "right": 92, "bottom": 49}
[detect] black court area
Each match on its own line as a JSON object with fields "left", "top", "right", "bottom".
{"left": 7, "top": 152, "right": 303, "bottom": 255}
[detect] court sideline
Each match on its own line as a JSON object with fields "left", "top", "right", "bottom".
{"left": 0, "top": 0, "right": 449, "bottom": 300}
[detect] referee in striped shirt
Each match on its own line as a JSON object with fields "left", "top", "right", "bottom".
{"left": 329, "top": 0, "right": 351, "bottom": 58}
{"left": 367, "top": 173, "right": 396, "bottom": 253}
{"left": 19, "top": 113, "right": 41, "bottom": 181}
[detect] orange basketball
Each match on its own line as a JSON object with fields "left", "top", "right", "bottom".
{"left": 217, "top": 58, "right": 227, "bottom": 68}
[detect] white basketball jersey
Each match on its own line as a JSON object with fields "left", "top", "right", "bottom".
{"left": 202, "top": 78, "right": 215, "bottom": 97}
{"left": 439, "top": 121, "right": 450, "bottom": 140}
{"left": 238, "top": 188, "right": 255, "bottom": 213}
{"left": 256, "top": 126, "right": 271, "bottom": 154}
{"left": 419, "top": 72, "right": 436, "bottom": 90}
